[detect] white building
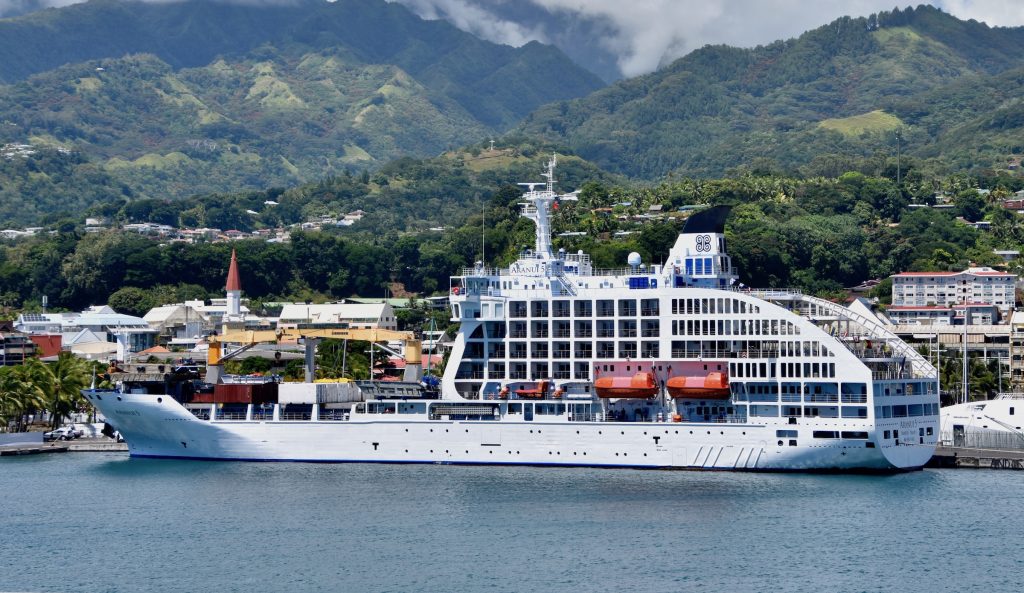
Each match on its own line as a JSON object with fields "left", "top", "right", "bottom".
{"left": 14, "top": 308, "right": 157, "bottom": 354}
{"left": 277, "top": 303, "right": 397, "bottom": 330}
{"left": 890, "top": 267, "right": 1016, "bottom": 321}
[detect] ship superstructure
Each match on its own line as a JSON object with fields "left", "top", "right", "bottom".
{"left": 85, "top": 157, "right": 939, "bottom": 470}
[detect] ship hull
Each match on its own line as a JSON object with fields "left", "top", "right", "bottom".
{"left": 95, "top": 393, "right": 934, "bottom": 472}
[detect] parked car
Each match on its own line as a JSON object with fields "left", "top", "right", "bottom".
{"left": 43, "top": 425, "right": 82, "bottom": 442}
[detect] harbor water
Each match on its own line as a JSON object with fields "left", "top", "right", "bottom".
{"left": 2, "top": 454, "right": 1022, "bottom": 593}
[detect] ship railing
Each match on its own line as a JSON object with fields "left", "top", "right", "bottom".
{"left": 318, "top": 411, "right": 350, "bottom": 421}
{"left": 940, "top": 429, "right": 1024, "bottom": 450}
{"left": 252, "top": 412, "right": 274, "bottom": 421}
{"left": 456, "top": 371, "right": 485, "bottom": 379}
{"left": 190, "top": 409, "right": 210, "bottom": 420}
{"left": 215, "top": 413, "right": 247, "bottom": 420}
{"left": 280, "top": 412, "right": 312, "bottom": 421}
{"left": 872, "top": 370, "right": 911, "bottom": 380}
{"left": 641, "top": 330, "right": 660, "bottom": 337}
{"left": 554, "top": 330, "right": 572, "bottom": 338}
{"left": 576, "top": 330, "right": 593, "bottom": 337}
{"left": 574, "top": 372, "right": 591, "bottom": 380}
{"left": 460, "top": 267, "right": 502, "bottom": 277}
{"left": 687, "top": 414, "right": 748, "bottom": 424}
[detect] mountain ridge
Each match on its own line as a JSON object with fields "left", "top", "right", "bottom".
{"left": 516, "top": 5, "right": 1024, "bottom": 179}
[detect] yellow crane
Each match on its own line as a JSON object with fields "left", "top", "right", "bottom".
{"left": 206, "top": 327, "right": 422, "bottom": 384}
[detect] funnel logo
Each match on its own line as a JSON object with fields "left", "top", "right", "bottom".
{"left": 695, "top": 234, "right": 712, "bottom": 252}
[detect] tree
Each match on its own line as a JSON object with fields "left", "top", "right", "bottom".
{"left": 32, "top": 353, "right": 89, "bottom": 429}
{"left": 0, "top": 365, "right": 44, "bottom": 432}
{"left": 107, "top": 286, "right": 154, "bottom": 316}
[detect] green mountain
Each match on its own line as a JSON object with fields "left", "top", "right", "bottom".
{"left": 0, "top": 0, "right": 602, "bottom": 223}
{"left": 516, "top": 6, "right": 1024, "bottom": 179}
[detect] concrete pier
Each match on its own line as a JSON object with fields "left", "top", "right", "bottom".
{"left": 928, "top": 446, "right": 1024, "bottom": 470}
{"left": 0, "top": 443, "right": 69, "bottom": 456}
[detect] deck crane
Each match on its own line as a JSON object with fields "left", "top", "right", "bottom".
{"left": 205, "top": 327, "right": 422, "bottom": 385}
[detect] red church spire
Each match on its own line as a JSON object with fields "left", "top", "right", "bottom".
{"left": 225, "top": 249, "right": 242, "bottom": 292}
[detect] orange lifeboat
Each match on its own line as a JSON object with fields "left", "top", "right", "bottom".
{"left": 514, "top": 380, "right": 550, "bottom": 399}
{"left": 595, "top": 372, "right": 658, "bottom": 399}
{"left": 666, "top": 372, "right": 730, "bottom": 399}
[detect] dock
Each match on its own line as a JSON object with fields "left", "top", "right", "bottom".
{"left": 928, "top": 446, "right": 1024, "bottom": 470}
{"left": 0, "top": 443, "right": 69, "bottom": 456}
{"left": 0, "top": 439, "right": 128, "bottom": 456}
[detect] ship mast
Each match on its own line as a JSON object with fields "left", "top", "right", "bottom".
{"left": 518, "top": 154, "right": 576, "bottom": 261}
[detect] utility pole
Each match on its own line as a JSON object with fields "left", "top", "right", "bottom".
{"left": 895, "top": 128, "right": 902, "bottom": 185}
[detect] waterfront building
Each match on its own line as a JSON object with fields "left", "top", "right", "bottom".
{"left": 890, "top": 267, "right": 1016, "bottom": 321}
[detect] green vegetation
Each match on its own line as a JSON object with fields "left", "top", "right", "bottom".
{"left": 818, "top": 111, "right": 904, "bottom": 137}
{"left": 0, "top": 353, "right": 91, "bottom": 431}
{"left": 4, "top": 155, "right": 1024, "bottom": 315}
{"left": 0, "top": 0, "right": 602, "bottom": 222}
{"left": 517, "top": 6, "right": 1024, "bottom": 180}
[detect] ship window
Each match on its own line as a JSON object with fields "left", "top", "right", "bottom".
{"left": 841, "top": 431, "right": 869, "bottom": 439}
{"left": 1011, "top": 407, "right": 1015, "bottom": 416}
{"left": 884, "top": 430, "right": 891, "bottom": 439}
{"left": 813, "top": 431, "right": 839, "bottom": 439}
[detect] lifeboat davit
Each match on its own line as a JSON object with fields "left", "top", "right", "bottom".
{"left": 666, "top": 372, "right": 730, "bottom": 399}
{"left": 595, "top": 372, "right": 658, "bottom": 399}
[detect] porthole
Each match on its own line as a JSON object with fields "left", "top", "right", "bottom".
{"left": 778, "top": 440, "right": 783, "bottom": 446}
{"left": 116, "top": 396, "right": 122, "bottom": 401}
{"left": 157, "top": 397, "right": 163, "bottom": 403}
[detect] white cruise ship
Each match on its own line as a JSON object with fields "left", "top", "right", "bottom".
{"left": 85, "top": 157, "right": 939, "bottom": 471}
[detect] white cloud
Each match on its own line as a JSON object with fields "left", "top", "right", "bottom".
{"left": 394, "top": 0, "right": 1024, "bottom": 77}
{"left": 938, "top": 0, "right": 1024, "bottom": 26}
{"left": 396, "top": 0, "right": 547, "bottom": 47}
{"left": 4, "top": 0, "right": 1024, "bottom": 77}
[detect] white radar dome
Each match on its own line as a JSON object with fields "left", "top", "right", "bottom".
{"left": 627, "top": 252, "right": 642, "bottom": 267}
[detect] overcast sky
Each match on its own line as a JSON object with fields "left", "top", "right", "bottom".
{"left": 392, "top": 0, "right": 1024, "bottom": 77}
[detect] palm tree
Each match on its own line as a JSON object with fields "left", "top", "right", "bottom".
{"left": 32, "top": 353, "right": 89, "bottom": 430}
{"left": 0, "top": 365, "right": 45, "bottom": 432}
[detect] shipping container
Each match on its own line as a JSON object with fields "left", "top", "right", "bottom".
{"left": 191, "top": 382, "right": 278, "bottom": 404}
{"left": 279, "top": 382, "right": 362, "bottom": 405}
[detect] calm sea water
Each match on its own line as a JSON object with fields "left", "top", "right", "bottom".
{"left": 1, "top": 453, "right": 1022, "bottom": 593}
